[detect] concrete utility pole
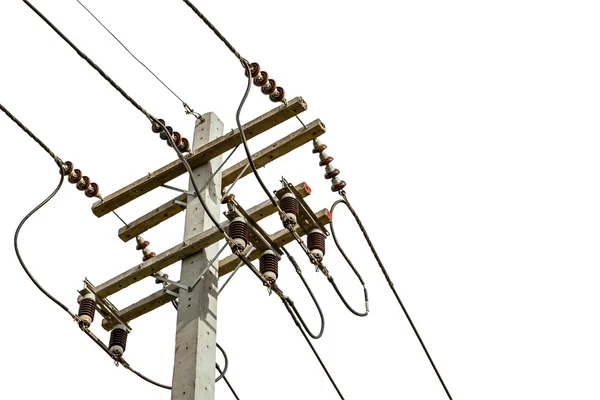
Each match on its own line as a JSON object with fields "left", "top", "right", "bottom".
{"left": 171, "top": 113, "right": 223, "bottom": 400}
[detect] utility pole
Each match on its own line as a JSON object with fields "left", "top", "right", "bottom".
{"left": 171, "top": 113, "right": 223, "bottom": 400}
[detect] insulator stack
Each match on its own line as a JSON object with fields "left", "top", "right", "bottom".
{"left": 245, "top": 62, "right": 285, "bottom": 103}
{"left": 307, "top": 228, "right": 326, "bottom": 260}
{"left": 311, "top": 139, "right": 346, "bottom": 192}
{"left": 280, "top": 193, "right": 299, "bottom": 224}
{"left": 136, "top": 235, "right": 156, "bottom": 262}
{"left": 77, "top": 293, "right": 96, "bottom": 328}
{"left": 228, "top": 217, "right": 248, "bottom": 251}
{"left": 61, "top": 161, "right": 101, "bottom": 198}
{"left": 259, "top": 250, "right": 279, "bottom": 282}
{"left": 109, "top": 324, "right": 128, "bottom": 356}
{"left": 151, "top": 118, "right": 191, "bottom": 152}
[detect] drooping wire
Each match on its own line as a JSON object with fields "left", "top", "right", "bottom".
{"left": 216, "top": 364, "right": 240, "bottom": 400}
{"left": 14, "top": 163, "right": 74, "bottom": 317}
{"left": 280, "top": 297, "right": 345, "bottom": 399}
{"left": 281, "top": 247, "right": 325, "bottom": 339}
{"left": 121, "top": 363, "right": 172, "bottom": 390}
{"left": 331, "top": 192, "right": 453, "bottom": 400}
{"left": 75, "top": 0, "right": 202, "bottom": 119}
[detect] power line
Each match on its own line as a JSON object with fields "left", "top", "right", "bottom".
{"left": 331, "top": 192, "right": 454, "bottom": 400}
{"left": 75, "top": 0, "right": 202, "bottom": 119}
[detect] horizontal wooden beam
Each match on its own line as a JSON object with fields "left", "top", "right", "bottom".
{"left": 92, "top": 97, "right": 307, "bottom": 217}
{"left": 94, "top": 183, "right": 312, "bottom": 298}
{"left": 118, "top": 193, "right": 187, "bottom": 242}
{"left": 221, "top": 119, "right": 325, "bottom": 187}
{"left": 117, "top": 119, "right": 325, "bottom": 242}
{"left": 102, "top": 207, "right": 332, "bottom": 330}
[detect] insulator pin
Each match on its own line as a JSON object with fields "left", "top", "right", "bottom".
{"left": 229, "top": 217, "right": 249, "bottom": 251}
{"left": 259, "top": 250, "right": 279, "bottom": 282}
{"left": 307, "top": 229, "right": 326, "bottom": 259}
{"left": 109, "top": 325, "right": 128, "bottom": 356}
{"left": 77, "top": 293, "right": 96, "bottom": 328}
{"left": 280, "top": 193, "right": 299, "bottom": 224}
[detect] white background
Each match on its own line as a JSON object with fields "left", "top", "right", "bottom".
{"left": 1, "top": 1, "right": 599, "bottom": 399}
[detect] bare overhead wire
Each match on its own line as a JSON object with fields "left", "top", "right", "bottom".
{"left": 75, "top": 0, "right": 202, "bottom": 119}
{"left": 331, "top": 191, "right": 454, "bottom": 400}
{"left": 23, "top": 0, "right": 233, "bottom": 245}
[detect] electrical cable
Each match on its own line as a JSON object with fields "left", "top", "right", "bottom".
{"left": 280, "top": 297, "right": 345, "bottom": 399}
{"left": 215, "top": 343, "right": 228, "bottom": 382}
{"left": 1, "top": 102, "right": 58, "bottom": 160}
{"left": 281, "top": 247, "right": 325, "bottom": 339}
{"left": 216, "top": 364, "right": 240, "bottom": 400}
{"left": 331, "top": 192, "right": 454, "bottom": 400}
{"left": 14, "top": 163, "right": 74, "bottom": 318}
{"left": 24, "top": 1, "right": 233, "bottom": 245}
{"left": 121, "top": 362, "right": 172, "bottom": 390}
{"left": 75, "top": 0, "right": 202, "bottom": 119}
{"left": 181, "top": 0, "right": 246, "bottom": 65}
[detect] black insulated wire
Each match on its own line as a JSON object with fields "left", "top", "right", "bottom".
{"left": 14, "top": 164, "right": 74, "bottom": 318}
{"left": 216, "top": 364, "right": 241, "bottom": 400}
{"left": 280, "top": 297, "right": 345, "bottom": 400}
{"left": 328, "top": 199, "right": 370, "bottom": 317}
{"left": 23, "top": 0, "right": 154, "bottom": 122}
{"left": 236, "top": 62, "right": 282, "bottom": 211}
{"left": 75, "top": 0, "right": 202, "bottom": 119}
{"left": 181, "top": 0, "right": 246, "bottom": 64}
{"left": 121, "top": 363, "right": 172, "bottom": 390}
{"left": 1, "top": 103, "right": 58, "bottom": 160}
{"left": 333, "top": 192, "right": 454, "bottom": 400}
{"left": 282, "top": 247, "right": 325, "bottom": 339}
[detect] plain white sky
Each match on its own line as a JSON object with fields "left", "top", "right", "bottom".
{"left": 1, "top": 1, "right": 599, "bottom": 399}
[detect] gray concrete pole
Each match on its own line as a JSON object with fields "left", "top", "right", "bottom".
{"left": 171, "top": 113, "right": 223, "bottom": 400}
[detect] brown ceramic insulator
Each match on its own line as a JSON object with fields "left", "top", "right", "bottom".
{"left": 331, "top": 180, "right": 347, "bottom": 192}
{"left": 62, "top": 161, "right": 74, "bottom": 176}
{"left": 155, "top": 273, "right": 169, "bottom": 284}
{"left": 159, "top": 126, "right": 174, "bottom": 141}
{"left": 280, "top": 195, "right": 299, "bottom": 219}
{"left": 312, "top": 144, "right": 327, "bottom": 154}
{"left": 109, "top": 326, "right": 128, "bottom": 355}
{"left": 228, "top": 219, "right": 248, "bottom": 248}
{"left": 167, "top": 132, "right": 182, "bottom": 147}
{"left": 76, "top": 176, "right": 91, "bottom": 191}
{"left": 143, "top": 252, "right": 156, "bottom": 261}
{"left": 136, "top": 240, "right": 149, "bottom": 251}
{"left": 259, "top": 252, "right": 279, "bottom": 281}
{"left": 151, "top": 119, "right": 165, "bottom": 133}
{"left": 253, "top": 71, "right": 268, "bottom": 87}
{"left": 269, "top": 87, "right": 285, "bottom": 102}
{"left": 85, "top": 182, "right": 100, "bottom": 198}
{"left": 221, "top": 194, "right": 235, "bottom": 204}
{"left": 178, "top": 138, "right": 190, "bottom": 152}
{"left": 307, "top": 230, "right": 326, "bottom": 256}
{"left": 77, "top": 297, "right": 96, "bottom": 326}
{"left": 68, "top": 169, "right": 82, "bottom": 184}
{"left": 261, "top": 79, "right": 277, "bottom": 95}
{"left": 324, "top": 169, "right": 340, "bottom": 179}
{"left": 244, "top": 62, "right": 260, "bottom": 78}
{"left": 319, "top": 156, "right": 334, "bottom": 167}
